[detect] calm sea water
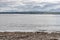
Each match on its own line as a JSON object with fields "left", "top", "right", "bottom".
{"left": 0, "top": 14, "right": 60, "bottom": 32}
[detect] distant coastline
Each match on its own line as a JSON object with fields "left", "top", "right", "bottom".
{"left": 0, "top": 12, "right": 60, "bottom": 14}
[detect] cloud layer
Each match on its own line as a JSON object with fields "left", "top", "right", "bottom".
{"left": 0, "top": 0, "right": 60, "bottom": 12}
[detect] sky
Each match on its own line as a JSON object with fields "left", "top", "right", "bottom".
{"left": 0, "top": 0, "right": 60, "bottom": 12}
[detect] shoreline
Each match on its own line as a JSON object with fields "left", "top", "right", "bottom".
{"left": 0, "top": 32, "right": 60, "bottom": 40}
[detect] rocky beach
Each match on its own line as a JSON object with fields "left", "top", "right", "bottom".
{"left": 0, "top": 32, "right": 60, "bottom": 40}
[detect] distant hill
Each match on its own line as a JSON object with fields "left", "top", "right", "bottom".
{"left": 0, "top": 12, "right": 60, "bottom": 14}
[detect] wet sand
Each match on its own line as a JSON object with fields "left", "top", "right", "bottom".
{"left": 0, "top": 32, "right": 60, "bottom": 40}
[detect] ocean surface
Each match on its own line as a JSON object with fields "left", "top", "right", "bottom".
{"left": 0, "top": 14, "right": 60, "bottom": 32}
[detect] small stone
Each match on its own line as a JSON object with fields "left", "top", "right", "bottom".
{"left": 50, "top": 39, "right": 58, "bottom": 40}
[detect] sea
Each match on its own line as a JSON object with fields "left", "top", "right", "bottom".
{"left": 0, "top": 13, "right": 60, "bottom": 32}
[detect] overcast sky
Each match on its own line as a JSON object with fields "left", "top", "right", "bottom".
{"left": 0, "top": 0, "right": 60, "bottom": 12}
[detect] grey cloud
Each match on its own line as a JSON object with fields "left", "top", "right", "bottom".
{"left": 0, "top": 1, "right": 60, "bottom": 12}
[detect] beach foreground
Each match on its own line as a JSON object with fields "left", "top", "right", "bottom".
{"left": 0, "top": 32, "right": 60, "bottom": 40}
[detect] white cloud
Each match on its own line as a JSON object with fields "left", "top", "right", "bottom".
{"left": 46, "top": 0, "right": 57, "bottom": 2}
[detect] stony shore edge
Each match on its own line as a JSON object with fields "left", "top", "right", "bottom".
{"left": 0, "top": 32, "right": 60, "bottom": 40}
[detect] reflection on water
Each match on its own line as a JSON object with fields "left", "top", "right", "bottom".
{"left": 0, "top": 14, "right": 60, "bottom": 32}
{"left": 56, "top": 15, "right": 60, "bottom": 25}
